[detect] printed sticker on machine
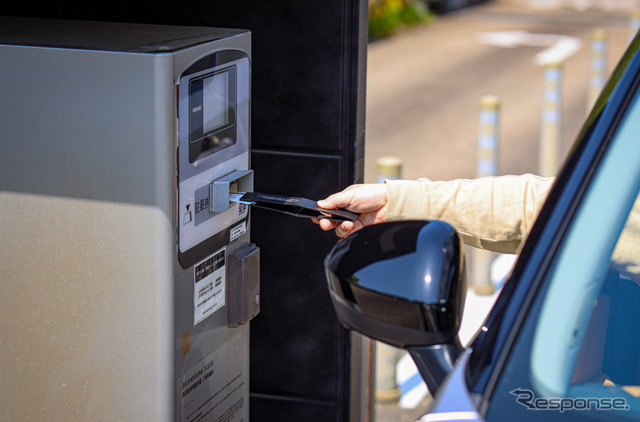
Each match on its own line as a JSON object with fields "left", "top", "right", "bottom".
{"left": 194, "top": 248, "right": 226, "bottom": 325}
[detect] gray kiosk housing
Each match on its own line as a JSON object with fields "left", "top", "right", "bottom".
{"left": 0, "top": 18, "right": 258, "bottom": 421}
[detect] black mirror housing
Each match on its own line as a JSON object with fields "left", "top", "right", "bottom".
{"left": 324, "top": 220, "right": 466, "bottom": 349}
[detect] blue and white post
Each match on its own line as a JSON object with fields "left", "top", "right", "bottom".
{"left": 539, "top": 62, "right": 563, "bottom": 178}
{"left": 630, "top": 9, "right": 640, "bottom": 44}
{"left": 477, "top": 95, "right": 500, "bottom": 177}
{"left": 587, "top": 29, "right": 607, "bottom": 114}
{"left": 375, "top": 156, "right": 403, "bottom": 183}
{"left": 374, "top": 156, "right": 404, "bottom": 405}
{"left": 375, "top": 342, "right": 402, "bottom": 404}
{"left": 472, "top": 95, "right": 501, "bottom": 295}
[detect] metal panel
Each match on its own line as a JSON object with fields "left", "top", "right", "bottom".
{"left": 0, "top": 42, "right": 176, "bottom": 421}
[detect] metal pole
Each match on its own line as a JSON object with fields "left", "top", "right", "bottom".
{"left": 472, "top": 95, "right": 500, "bottom": 295}
{"left": 539, "top": 61, "right": 563, "bottom": 177}
{"left": 587, "top": 28, "right": 607, "bottom": 114}
{"left": 350, "top": 332, "right": 376, "bottom": 421}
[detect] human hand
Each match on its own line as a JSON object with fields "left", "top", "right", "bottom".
{"left": 314, "top": 183, "right": 389, "bottom": 238}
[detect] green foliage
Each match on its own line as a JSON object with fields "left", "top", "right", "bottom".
{"left": 369, "top": 0, "right": 433, "bottom": 40}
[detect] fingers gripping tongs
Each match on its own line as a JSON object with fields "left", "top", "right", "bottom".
{"left": 229, "top": 192, "right": 359, "bottom": 222}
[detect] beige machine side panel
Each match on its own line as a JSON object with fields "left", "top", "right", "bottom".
{"left": 0, "top": 45, "right": 176, "bottom": 421}
{"left": 0, "top": 193, "right": 174, "bottom": 420}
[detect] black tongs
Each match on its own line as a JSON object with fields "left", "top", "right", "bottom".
{"left": 229, "top": 192, "right": 359, "bottom": 222}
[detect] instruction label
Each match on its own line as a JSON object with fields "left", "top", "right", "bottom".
{"left": 180, "top": 351, "right": 247, "bottom": 422}
{"left": 230, "top": 221, "right": 247, "bottom": 242}
{"left": 193, "top": 184, "right": 213, "bottom": 226}
{"left": 194, "top": 248, "right": 226, "bottom": 325}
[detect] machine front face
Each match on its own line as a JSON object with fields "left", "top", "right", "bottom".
{"left": 174, "top": 43, "right": 258, "bottom": 422}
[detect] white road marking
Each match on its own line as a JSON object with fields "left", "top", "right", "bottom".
{"left": 477, "top": 30, "right": 583, "bottom": 65}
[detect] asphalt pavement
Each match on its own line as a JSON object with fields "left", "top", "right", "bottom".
{"left": 365, "top": 0, "right": 634, "bottom": 184}
{"left": 369, "top": 0, "right": 636, "bottom": 420}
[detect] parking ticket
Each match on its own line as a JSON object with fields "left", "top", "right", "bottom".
{"left": 229, "top": 192, "right": 359, "bottom": 222}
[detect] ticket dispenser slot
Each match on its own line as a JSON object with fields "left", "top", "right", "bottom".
{"left": 211, "top": 169, "right": 254, "bottom": 213}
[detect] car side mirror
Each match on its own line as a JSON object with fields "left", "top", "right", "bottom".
{"left": 324, "top": 220, "right": 467, "bottom": 392}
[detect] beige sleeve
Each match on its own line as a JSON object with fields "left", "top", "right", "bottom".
{"left": 611, "top": 196, "right": 640, "bottom": 280}
{"left": 385, "top": 174, "right": 555, "bottom": 254}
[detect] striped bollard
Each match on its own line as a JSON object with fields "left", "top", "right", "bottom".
{"left": 477, "top": 96, "right": 500, "bottom": 178}
{"left": 374, "top": 155, "right": 404, "bottom": 404}
{"left": 539, "top": 61, "right": 563, "bottom": 178}
{"left": 375, "top": 342, "right": 402, "bottom": 404}
{"left": 472, "top": 96, "right": 501, "bottom": 296}
{"left": 375, "top": 156, "right": 403, "bottom": 183}
{"left": 630, "top": 9, "right": 640, "bottom": 44}
{"left": 587, "top": 29, "right": 607, "bottom": 114}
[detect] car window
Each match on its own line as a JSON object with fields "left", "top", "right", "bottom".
{"left": 485, "top": 80, "right": 640, "bottom": 421}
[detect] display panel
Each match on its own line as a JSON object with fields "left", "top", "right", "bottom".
{"left": 188, "top": 66, "right": 237, "bottom": 163}
{"left": 203, "top": 71, "right": 229, "bottom": 133}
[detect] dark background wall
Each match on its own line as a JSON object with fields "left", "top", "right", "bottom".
{"left": 0, "top": 1, "right": 367, "bottom": 421}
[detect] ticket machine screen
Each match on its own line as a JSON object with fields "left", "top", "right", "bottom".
{"left": 189, "top": 66, "right": 237, "bottom": 163}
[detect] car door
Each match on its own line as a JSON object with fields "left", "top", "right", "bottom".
{"left": 477, "top": 40, "right": 640, "bottom": 421}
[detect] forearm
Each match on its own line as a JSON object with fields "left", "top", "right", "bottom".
{"left": 385, "top": 174, "right": 554, "bottom": 254}
{"left": 611, "top": 196, "right": 640, "bottom": 281}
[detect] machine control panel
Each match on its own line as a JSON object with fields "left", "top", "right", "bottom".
{"left": 177, "top": 50, "right": 251, "bottom": 269}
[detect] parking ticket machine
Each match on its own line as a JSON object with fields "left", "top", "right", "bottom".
{"left": 0, "top": 18, "right": 258, "bottom": 421}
